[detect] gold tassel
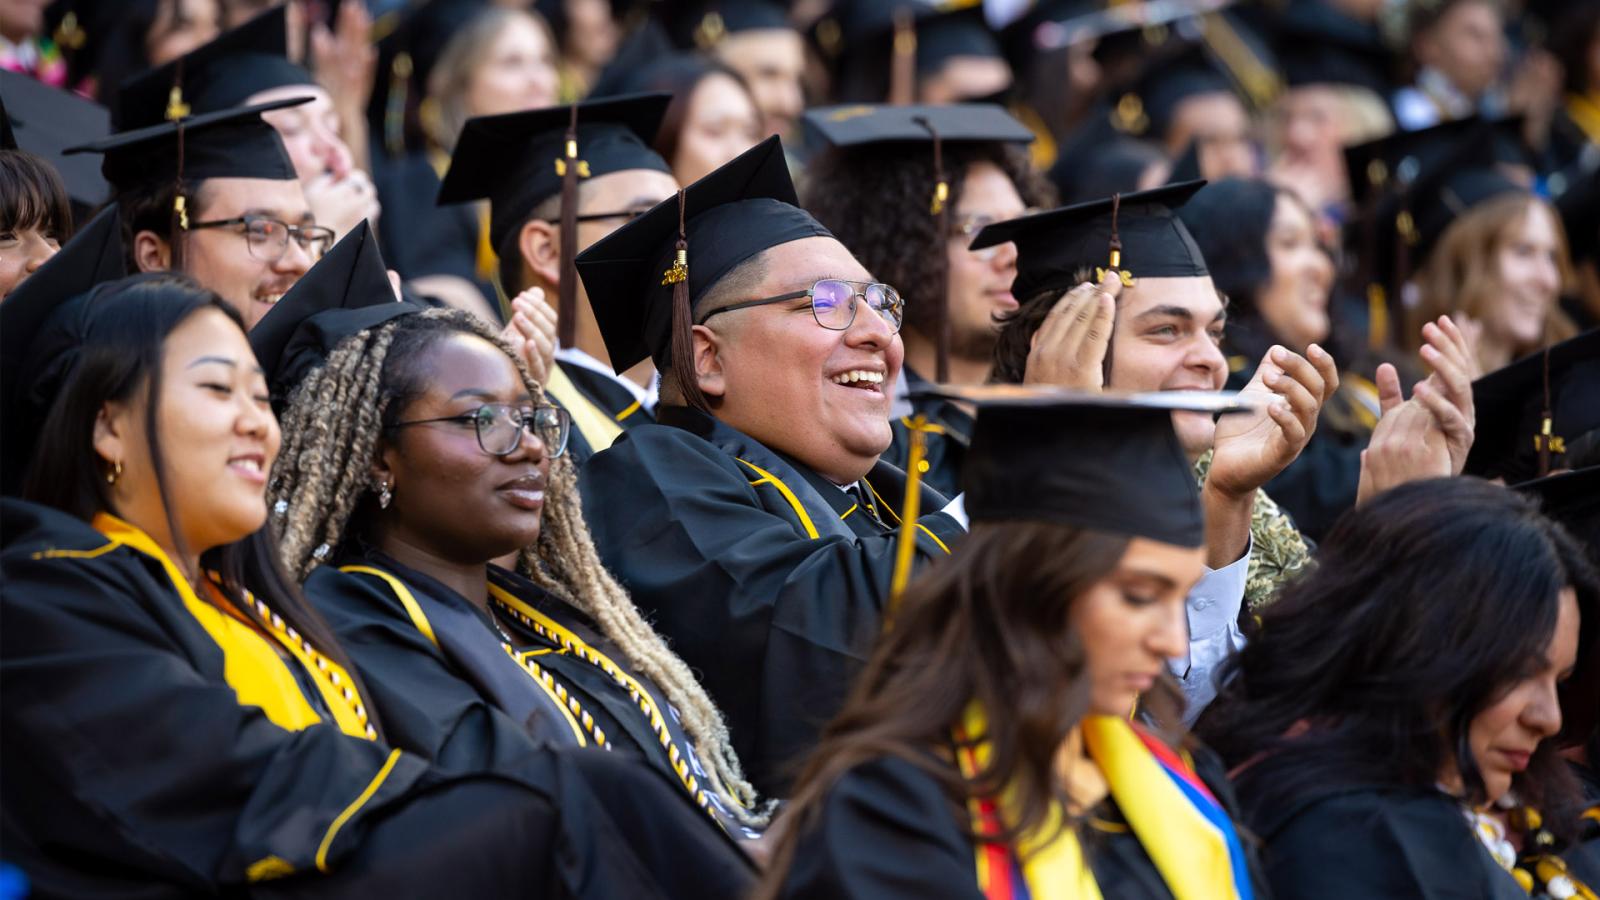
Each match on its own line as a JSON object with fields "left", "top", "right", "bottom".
{"left": 887, "top": 415, "right": 930, "bottom": 624}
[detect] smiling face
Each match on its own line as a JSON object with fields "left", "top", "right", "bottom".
{"left": 1488, "top": 201, "right": 1564, "bottom": 352}
{"left": 0, "top": 222, "right": 60, "bottom": 301}
{"left": 1416, "top": 0, "right": 1506, "bottom": 99}
{"left": 1258, "top": 193, "right": 1333, "bottom": 351}
{"left": 95, "top": 306, "right": 279, "bottom": 558}
{"left": 944, "top": 161, "right": 1027, "bottom": 361}
{"left": 1072, "top": 536, "right": 1205, "bottom": 716}
{"left": 1106, "top": 277, "right": 1229, "bottom": 459}
{"left": 1458, "top": 588, "right": 1579, "bottom": 804}
{"left": 374, "top": 332, "right": 551, "bottom": 565}
{"left": 179, "top": 177, "right": 317, "bottom": 330}
{"left": 695, "top": 236, "right": 902, "bottom": 484}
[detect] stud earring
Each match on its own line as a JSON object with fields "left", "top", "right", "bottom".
{"left": 377, "top": 479, "right": 392, "bottom": 509}
{"left": 106, "top": 460, "right": 123, "bottom": 485}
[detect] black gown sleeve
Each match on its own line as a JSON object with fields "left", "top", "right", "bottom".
{"left": 1261, "top": 789, "right": 1528, "bottom": 900}
{"left": 778, "top": 756, "right": 985, "bottom": 900}
{"left": 302, "top": 565, "right": 571, "bottom": 775}
{"left": 579, "top": 426, "right": 961, "bottom": 794}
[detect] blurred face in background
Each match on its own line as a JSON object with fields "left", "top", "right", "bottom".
{"left": 1414, "top": 0, "right": 1506, "bottom": 98}
{"left": 1487, "top": 200, "right": 1563, "bottom": 352}
{"left": 1166, "top": 91, "right": 1254, "bottom": 177}
{"left": 0, "top": 0, "right": 46, "bottom": 42}
{"left": 671, "top": 72, "right": 762, "bottom": 185}
{"left": 919, "top": 56, "right": 1013, "bottom": 104}
{"left": 715, "top": 28, "right": 806, "bottom": 139}
{"left": 145, "top": 0, "right": 219, "bottom": 66}
{"left": 561, "top": 0, "right": 618, "bottom": 72}
{"left": 252, "top": 85, "right": 354, "bottom": 181}
{"left": 1257, "top": 192, "right": 1334, "bottom": 352}
{"left": 465, "top": 11, "right": 559, "bottom": 118}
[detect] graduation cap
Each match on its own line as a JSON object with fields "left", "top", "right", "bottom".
{"left": 1464, "top": 328, "right": 1600, "bottom": 485}
{"left": 250, "top": 220, "right": 422, "bottom": 403}
{"left": 970, "top": 180, "right": 1209, "bottom": 302}
{"left": 114, "top": 6, "right": 314, "bottom": 131}
{"left": 803, "top": 101, "right": 1031, "bottom": 379}
{"left": 0, "top": 69, "right": 112, "bottom": 215}
{"left": 574, "top": 135, "right": 832, "bottom": 394}
{"left": 920, "top": 384, "right": 1251, "bottom": 545}
{"left": 65, "top": 98, "right": 305, "bottom": 194}
{"left": 587, "top": 18, "right": 680, "bottom": 98}
{"left": 437, "top": 94, "right": 673, "bottom": 344}
{"left": 1274, "top": 0, "right": 1393, "bottom": 96}
{"left": 0, "top": 205, "right": 126, "bottom": 495}
{"left": 1515, "top": 466, "right": 1600, "bottom": 561}
{"left": 658, "top": 0, "right": 792, "bottom": 50}
{"left": 819, "top": 1, "right": 1006, "bottom": 104}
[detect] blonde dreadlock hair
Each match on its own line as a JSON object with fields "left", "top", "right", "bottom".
{"left": 270, "top": 307, "right": 769, "bottom": 826}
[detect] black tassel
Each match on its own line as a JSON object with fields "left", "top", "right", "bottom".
{"left": 557, "top": 104, "right": 581, "bottom": 349}
{"left": 915, "top": 115, "right": 951, "bottom": 383}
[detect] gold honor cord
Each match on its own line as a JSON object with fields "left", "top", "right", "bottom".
{"left": 888, "top": 414, "right": 931, "bottom": 622}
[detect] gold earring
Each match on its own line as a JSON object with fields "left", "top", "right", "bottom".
{"left": 106, "top": 460, "right": 123, "bottom": 485}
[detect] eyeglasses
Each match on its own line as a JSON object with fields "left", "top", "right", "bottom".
{"left": 953, "top": 209, "right": 1038, "bottom": 260}
{"left": 698, "top": 279, "right": 904, "bottom": 334}
{"left": 543, "top": 208, "right": 650, "bottom": 225}
{"left": 187, "top": 215, "right": 336, "bottom": 263}
{"left": 389, "top": 403, "right": 571, "bottom": 458}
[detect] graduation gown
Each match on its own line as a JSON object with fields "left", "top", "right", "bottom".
{"left": 578, "top": 405, "right": 965, "bottom": 795}
{"left": 543, "top": 358, "right": 654, "bottom": 466}
{"left": 1243, "top": 780, "right": 1529, "bottom": 899}
{"left": 778, "top": 750, "right": 1263, "bottom": 899}
{"left": 306, "top": 546, "right": 755, "bottom": 834}
{"left": 372, "top": 151, "right": 498, "bottom": 306}
{"left": 1, "top": 499, "right": 756, "bottom": 899}
{"left": 884, "top": 365, "right": 973, "bottom": 500}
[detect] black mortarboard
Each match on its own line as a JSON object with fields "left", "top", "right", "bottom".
{"left": 1274, "top": 0, "right": 1392, "bottom": 96}
{"left": 0, "top": 94, "right": 11, "bottom": 149}
{"left": 587, "top": 18, "right": 679, "bottom": 98}
{"left": 802, "top": 102, "right": 1033, "bottom": 148}
{"left": 971, "top": 180, "right": 1209, "bottom": 301}
{"left": 823, "top": 2, "right": 1006, "bottom": 103}
{"left": 1167, "top": 140, "right": 1202, "bottom": 183}
{"left": 923, "top": 384, "right": 1251, "bottom": 546}
{"left": 1515, "top": 467, "right": 1600, "bottom": 562}
{"left": 437, "top": 94, "right": 673, "bottom": 252}
{"left": 1125, "top": 59, "right": 1233, "bottom": 141}
{"left": 114, "top": 6, "right": 314, "bottom": 131}
{"left": 65, "top": 98, "right": 305, "bottom": 193}
{"left": 0, "top": 69, "right": 111, "bottom": 212}
{"left": 0, "top": 206, "right": 125, "bottom": 495}
{"left": 660, "top": 0, "right": 792, "bottom": 49}
{"left": 250, "top": 220, "right": 422, "bottom": 403}
{"left": 575, "top": 135, "right": 832, "bottom": 375}
{"left": 1464, "top": 329, "right": 1600, "bottom": 485}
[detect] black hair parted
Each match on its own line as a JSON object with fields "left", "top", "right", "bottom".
{"left": 1197, "top": 477, "right": 1600, "bottom": 837}
{"left": 802, "top": 141, "right": 1054, "bottom": 339}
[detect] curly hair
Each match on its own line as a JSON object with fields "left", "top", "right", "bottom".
{"left": 269, "top": 307, "right": 766, "bottom": 825}
{"left": 801, "top": 142, "right": 1055, "bottom": 339}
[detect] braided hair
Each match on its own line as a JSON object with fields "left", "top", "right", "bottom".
{"left": 270, "top": 307, "right": 768, "bottom": 825}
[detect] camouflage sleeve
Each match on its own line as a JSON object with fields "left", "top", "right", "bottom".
{"left": 1194, "top": 451, "right": 1314, "bottom": 612}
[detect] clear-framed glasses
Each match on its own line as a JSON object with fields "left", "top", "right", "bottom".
{"left": 697, "top": 279, "right": 904, "bottom": 334}
{"left": 389, "top": 403, "right": 571, "bottom": 459}
{"left": 187, "top": 214, "right": 336, "bottom": 263}
{"left": 953, "top": 209, "right": 1038, "bottom": 260}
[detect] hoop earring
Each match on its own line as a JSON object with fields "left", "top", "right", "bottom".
{"left": 376, "top": 479, "right": 393, "bottom": 510}
{"left": 106, "top": 460, "right": 123, "bottom": 485}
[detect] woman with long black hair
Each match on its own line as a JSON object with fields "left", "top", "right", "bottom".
{"left": 1198, "top": 477, "right": 1600, "bottom": 898}
{"left": 0, "top": 272, "right": 754, "bottom": 897}
{"left": 758, "top": 387, "right": 1263, "bottom": 899}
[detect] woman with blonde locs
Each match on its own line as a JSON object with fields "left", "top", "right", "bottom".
{"left": 259, "top": 229, "right": 766, "bottom": 839}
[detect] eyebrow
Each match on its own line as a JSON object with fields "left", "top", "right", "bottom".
{"left": 188, "top": 356, "right": 265, "bottom": 376}
{"left": 1115, "top": 567, "right": 1180, "bottom": 590}
{"left": 448, "top": 388, "right": 498, "bottom": 402}
{"left": 1131, "top": 305, "right": 1227, "bottom": 325}
{"left": 241, "top": 208, "right": 315, "bottom": 225}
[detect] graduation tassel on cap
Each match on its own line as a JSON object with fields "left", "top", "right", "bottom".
{"left": 385, "top": 52, "right": 412, "bottom": 158}
{"left": 1535, "top": 345, "right": 1563, "bottom": 477}
{"left": 169, "top": 58, "right": 189, "bottom": 269}
{"left": 888, "top": 5, "right": 916, "bottom": 106}
{"left": 663, "top": 189, "right": 707, "bottom": 411}
{"left": 886, "top": 414, "right": 931, "bottom": 624}
{"left": 915, "top": 115, "right": 952, "bottom": 383}
{"left": 555, "top": 103, "right": 586, "bottom": 349}
{"left": 1095, "top": 193, "right": 1135, "bottom": 287}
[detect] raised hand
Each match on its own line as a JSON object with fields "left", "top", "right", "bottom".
{"left": 1206, "top": 343, "right": 1340, "bottom": 500}
{"left": 1414, "top": 315, "right": 1476, "bottom": 474}
{"left": 1021, "top": 269, "right": 1120, "bottom": 390}
{"left": 1356, "top": 363, "right": 1456, "bottom": 504}
{"left": 499, "top": 288, "right": 558, "bottom": 387}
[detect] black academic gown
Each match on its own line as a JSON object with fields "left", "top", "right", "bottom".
{"left": 306, "top": 546, "right": 754, "bottom": 834}
{"left": 1, "top": 499, "right": 755, "bottom": 899}
{"left": 547, "top": 358, "right": 655, "bottom": 466}
{"left": 883, "top": 365, "right": 973, "bottom": 500}
{"left": 778, "top": 750, "right": 1264, "bottom": 899}
{"left": 372, "top": 151, "right": 497, "bottom": 306}
{"left": 1243, "top": 779, "right": 1528, "bottom": 899}
{"left": 578, "top": 406, "right": 965, "bottom": 795}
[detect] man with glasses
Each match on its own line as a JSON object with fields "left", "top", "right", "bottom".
{"left": 438, "top": 95, "right": 681, "bottom": 463}
{"left": 68, "top": 101, "right": 329, "bottom": 330}
{"left": 800, "top": 104, "right": 1049, "bottom": 497}
{"left": 574, "top": 137, "right": 966, "bottom": 796}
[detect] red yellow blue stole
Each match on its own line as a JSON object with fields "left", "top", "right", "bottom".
{"left": 954, "top": 704, "right": 1253, "bottom": 900}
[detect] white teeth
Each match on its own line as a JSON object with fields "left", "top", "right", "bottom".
{"left": 233, "top": 458, "right": 262, "bottom": 472}
{"left": 831, "top": 370, "right": 883, "bottom": 385}
{"left": 258, "top": 294, "right": 283, "bottom": 305}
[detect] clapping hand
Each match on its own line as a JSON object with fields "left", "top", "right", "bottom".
{"left": 1356, "top": 316, "right": 1477, "bottom": 504}
{"left": 1206, "top": 343, "right": 1340, "bottom": 500}
{"left": 499, "top": 289, "right": 558, "bottom": 387}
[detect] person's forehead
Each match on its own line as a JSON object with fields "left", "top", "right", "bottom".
{"left": 1118, "top": 276, "right": 1223, "bottom": 317}
{"left": 198, "top": 176, "right": 312, "bottom": 219}
{"left": 581, "top": 168, "right": 678, "bottom": 209}
{"left": 761, "top": 236, "right": 872, "bottom": 287}
{"left": 414, "top": 333, "right": 526, "bottom": 399}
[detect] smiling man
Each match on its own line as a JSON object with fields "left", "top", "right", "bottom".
{"left": 575, "top": 137, "right": 965, "bottom": 795}
{"left": 67, "top": 100, "right": 328, "bottom": 331}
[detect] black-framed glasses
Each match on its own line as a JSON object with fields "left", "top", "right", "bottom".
{"left": 543, "top": 208, "right": 650, "bottom": 225}
{"left": 698, "top": 279, "right": 904, "bottom": 334}
{"left": 389, "top": 403, "right": 571, "bottom": 459}
{"left": 187, "top": 215, "right": 336, "bottom": 263}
